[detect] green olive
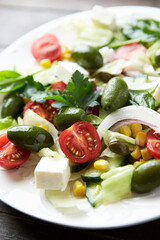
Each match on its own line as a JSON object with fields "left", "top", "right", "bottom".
{"left": 132, "top": 159, "right": 160, "bottom": 193}
{"left": 54, "top": 107, "right": 87, "bottom": 130}
{"left": 7, "top": 125, "right": 54, "bottom": 152}
{"left": 101, "top": 77, "right": 129, "bottom": 112}
{"left": 155, "top": 48, "right": 160, "bottom": 66}
{"left": 72, "top": 44, "right": 103, "bottom": 70}
{"left": 1, "top": 93, "right": 24, "bottom": 118}
{"left": 108, "top": 138, "right": 130, "bottom": 156}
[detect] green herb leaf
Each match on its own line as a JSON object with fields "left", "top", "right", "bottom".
{"left": 0, "top": 116, "right": 17, "bottom": 130}
{"left": 121, "top": 19, "right": 160, "bottom": 46}
{"left": 128, "top": 89, "right": 155, "bottom": 109}
{"left": 44, "top": 70, "right": 100, "bottom": 110}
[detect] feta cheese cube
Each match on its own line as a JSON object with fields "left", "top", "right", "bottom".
{"left": 49, "top": 61, "right": 89, "bottom": 84}
{"left": 35, "top": 157, "right": 70, "bottom": 191}
{"left": 91, "top": 5, "right": 116, "bottom": 30}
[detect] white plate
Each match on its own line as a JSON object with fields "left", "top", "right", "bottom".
{"left": 0, "top": 6, "right": 160, "bottom": 229}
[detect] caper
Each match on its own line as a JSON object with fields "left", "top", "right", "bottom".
{"left": 7, "top": 125, "right": 54, "bottom": 152}
{"left": 101, "top": 77, "right": 129, "bottom": 112}
{"left": 1, "top": 92, "right": 24, "bottom": 119}
{"left": 54, "top": 107, "right": 87, "bottom": 130}
{"left": 132, "top": 159, "right": 160, "bottom": 193}
{"left": 108, "top": 138, "right": 130, "bottom": 156}
{"left": 72, "top": 44, "right": 103, "bottom": 71}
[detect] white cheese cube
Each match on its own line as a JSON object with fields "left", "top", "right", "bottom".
{"left": 99, "top": 46, "right": 114, "bottom": 64}
{"left": 35, "top": 157, "right": 70, "bottom": 191}
{"left": 49, "top": 61, "right": 89, "bottom": 84}
{"left": 91, "top": 5, "right": 116, "bottom": 30}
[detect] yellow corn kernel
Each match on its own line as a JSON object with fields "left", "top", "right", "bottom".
{"left": 130, "top": 145, "right": 141, "bottom": 159}
{"left": 133, "top": 161, "right": 142, "bottom": 167}
{"left": 135, "top": 131, "right": 147, "bottom": 147}
{"left": 131, "top": 123, "right": 143, "bottom": 137}
{"left": 36, "top": 124, "right": 48, "bottom": 132}
{"left": 73, "top": 181, "right": 86, "bottom": 197}
{"left": 94, "top": 159, "right": 109, "bottom": 171}
{"left": 61, "top": 45, "right": 72, "bottom": 60}
{"left": 140, "top": 147, "right": 152, "bottom": 161}
{"left": 120, "top": 125, "right": 131, "bottom": 137}
{"left": 40, "top": 59, "right": 52, "bottom": 68}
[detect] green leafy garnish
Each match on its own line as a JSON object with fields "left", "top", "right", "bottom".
{"left": 44, "top": 70, "right": 100, "bottom": 110}
{"left": 121, "top": 19, "right": 160, "bottom": 46}
{"left": 128, "top": 89, "right": 155, "bottom": 109}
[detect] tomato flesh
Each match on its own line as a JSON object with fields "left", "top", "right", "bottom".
{"left": 113, "top": 43, "right": 147, "bottom": 61}
{"left": 23, "top": 100, "right": 58, "bottom": 123}
{"left": 31, "top": 34, "right": 62, "bottom": 62}
{"left": 0, "top": 134, "right": 31, "bottom": 169}
{"left": 50, "top": 81, "right": 67, "bottom": 93}
{"left": 147, "top": 129, "right": 160, "bottom": 158}
{"left": 59, "top": 121, "right": 101, "bottom": 163}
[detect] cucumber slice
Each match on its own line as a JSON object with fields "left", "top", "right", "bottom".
{"left": 71, "top": 162, "right": 89, "bottom": 173}
{"left": 109, "top": 155, "right": 126, "bottom": 169}
{"left": 86, "top": 182, "right": 102, "bottom": 207}
{"left": 81, "top": 167, "right": 102, "bottom": 182}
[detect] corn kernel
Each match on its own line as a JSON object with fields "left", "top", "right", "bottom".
{"left": 73, "top": 181, "right": 86, "bottom": 197}
{"left": 120, "top": 125, "right": 131, "bottom": 137}
{"left": 135, "top": 131, "right": 147, "bottom": 147}
{"left": 133, "top": 161, "right": 142, "bottom": 167}
{"left": 131, "top": 123, "right": 143, "bottom": 137}
{"left": 61, "top": 45, "right": 72, "bottom": 60}
{"left": 94, "top": 159, "right": 109, "bottom": 171}
{"left": 140, "top": 147, "right": 152, "bottom": 161}
{"left": 40, "top": 59, "right": 52, "bottom": 68}
{"left": 36, "top": 124, "right": 49, "bottom": 132}
{"left": 131, "top": 145, "right": 141, "bottom": 159}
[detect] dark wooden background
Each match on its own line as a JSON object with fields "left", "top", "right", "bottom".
{"left": 0, "top": 1, "right": 160, "bottom": 239}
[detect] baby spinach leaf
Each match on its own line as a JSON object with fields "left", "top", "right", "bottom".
{"left": 128, "top": 89, "right": 155, "bottom": 109}
{"left": 122, "top": 19, "right": 160, "bottom": 44}
{"left": 0, "top": 70, "right": 21, "bottom": 81}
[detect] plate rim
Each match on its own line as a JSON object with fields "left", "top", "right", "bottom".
{"left": 0, "top": 5, "right": 160, "bottom": 229}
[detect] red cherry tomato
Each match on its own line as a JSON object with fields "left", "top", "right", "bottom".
{"left": 31, "top": 34, "right": 62, "bottom": 62}
{"left": 147, "top": 129, "right": 160, "bottom": 158}
{"left": 50, "top": 81, "right": 67, "bottom": 93}
{"left": 0, "top": 134, "right": 31, "bottom": 169}
{"left": 113, "top": 43, "right": 147, "bottom": 61}
{"left": 59, "top": 121, "right": 101, "bottom": 163}
{"left": 23, "top": 100, "right": 58, "bottom": 123}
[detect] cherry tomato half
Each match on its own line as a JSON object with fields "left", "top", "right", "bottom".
{"left": 50, "top": 81, "right": 67, "bottom": 93}
{"left": 147, "top": 129, "right": 160, "bottom": 158}
{"left": 113, "top": 43, "right": 147, "bottom": 61}
{"left": 31, "top": 34, "right": 62, "bottom": 62}
{"left": 0, "top": 134, "right": 31, "bottom": 169}
{"left": 23, "top": 100, "right": 58, "bottom": 123}
{"left": 59, "top": 121, "right": 101, "bottom": 163}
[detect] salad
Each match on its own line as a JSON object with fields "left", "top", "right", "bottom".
{"left": 1, "top": 5, "right": 160, "bottom": 210}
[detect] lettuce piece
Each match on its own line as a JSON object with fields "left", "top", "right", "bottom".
{"left": 101, "top": 165, "right": 134, "bottom": 203}
{"left": 101, "top": 129, "right": 136, "bottom": 146}
{"left": 0, "top": 116, "right": 17, "bottom": 130}
{"left": 147, "top": 40, "right": 160, "bottom": 69}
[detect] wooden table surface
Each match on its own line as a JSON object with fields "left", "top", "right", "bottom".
{"left": 0, "top": 0, "right": 160, "bottom": 239}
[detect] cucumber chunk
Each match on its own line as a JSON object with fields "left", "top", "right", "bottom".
{"left": 109, "top": 155, "right": 126, "bottom": 169}
{"left": 86, "top": 182, "right": 102, "bottom": 207}
{"left": 101, "top": 165, "right": 134, "bottom": 203}
{"left": 71, "top": 162, "right": 89, "bottom": 173}
{"left": 81, "top": 167, "right": 102, "bottom": 182}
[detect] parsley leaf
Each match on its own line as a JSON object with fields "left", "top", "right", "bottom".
{"left": 44, "top": 70, "right": 100, "bottom": 110}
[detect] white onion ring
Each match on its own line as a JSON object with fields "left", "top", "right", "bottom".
{"left": 97, "top": 105, "right": 160, "bottom": 139}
